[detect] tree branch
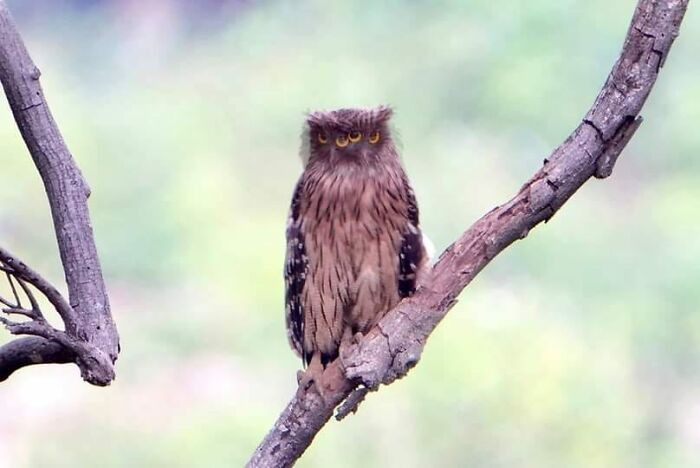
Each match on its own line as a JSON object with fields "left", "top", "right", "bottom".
{"left": 0, "top": 0, "right": 119, "bottom": 385}
{"left": 247, "top": 1, "right": 689, "bottom": 466}
{"left": 0, "top": 337, "right": 74, "bottom": 382}
{"left": 0, "top": 247, "right": 75, "bottom": 321}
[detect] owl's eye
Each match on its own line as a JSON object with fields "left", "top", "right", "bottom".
{"left": 368, "top": 131, "right": 380, "bottom": 144}
{"left": 336, "top": 135, "right": 349, "bottom": 148}
{"left": 348, "top": 131, "right": 362, "bottom": 143}
{"left": 317, "top": 133, "right": 328, "bottom": 144}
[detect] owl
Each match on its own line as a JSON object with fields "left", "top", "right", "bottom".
{"left": 285, "top": 106, "right": 428, "bottom": 386}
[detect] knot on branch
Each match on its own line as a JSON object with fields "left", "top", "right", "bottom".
{"left": 594, "top": 116, "right": 643, "bottom": 178}
{"left": 528, "top": 177, "right": 557, "bottom": 220}
{"left": 75, "top": 346, "right": 116, "bottom": 386}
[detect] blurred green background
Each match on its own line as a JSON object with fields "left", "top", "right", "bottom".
{"left": 1, "top": 0, "right": 699, "bottom": 466}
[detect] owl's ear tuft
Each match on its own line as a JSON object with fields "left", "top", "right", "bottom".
{"left": 373, "top": 105, "right": 394, "bottom": 124}
{"left": 306, "top": 110, "right": 332, "bottom": 129}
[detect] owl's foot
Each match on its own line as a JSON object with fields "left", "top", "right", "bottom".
{"left": 339, "top": 330, "right": 365, "bottom": 362}
{"left": 297, "top": 354, "right": 325, "bottom": 395}
{"left": 296, "top": 354, "right": 345, "bottom": 403}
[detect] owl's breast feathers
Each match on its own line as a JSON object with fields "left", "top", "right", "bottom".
{"left": 285, "top": 164, "right": 427, "bottom": 365}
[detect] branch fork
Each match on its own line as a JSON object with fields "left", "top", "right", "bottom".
{"left": 0, "top": 0, "right": 119, "bottom": 385}
{"left": 0, "top": 248, "right": 115, "bottom": 385}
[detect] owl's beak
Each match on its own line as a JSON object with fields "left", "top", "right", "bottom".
{"left": 329, "top": 146, "right": 363, "bottom": 165}
{"left": 329, "top": 146, "right": 340, "bottom": 162}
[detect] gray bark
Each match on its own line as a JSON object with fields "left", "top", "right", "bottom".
{"left": 0, "top": 0, "right": 119, "bottom": 385}
{"left": 247, "top": 0, "right": 690, "bottom": 466}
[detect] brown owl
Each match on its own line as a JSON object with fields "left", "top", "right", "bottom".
{"left": 285, "top": 106, "right": 428, "bottom": 386}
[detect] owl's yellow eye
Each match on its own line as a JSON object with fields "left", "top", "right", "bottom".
{"left": 336, "top": 135, "right": 349, "bottom": 147}
{"left": 348, "top": 131, "right": 362, "bottom": 143}
{"left": 368, "top": 131, "right": 380, "bottom": 144}
{"left": 317, "top": 133, "right": 328, "bottom": 144}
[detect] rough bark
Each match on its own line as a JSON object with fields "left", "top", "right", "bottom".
{"left": 247, "top": 1, "right": 689, "bottom": 466}
{"left": 0, "top": 337, "right": 74, "bottom": 382}
{"left": 0, "top": 0, "right": 119, "bottom": 385}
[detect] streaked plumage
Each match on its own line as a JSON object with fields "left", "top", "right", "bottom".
{"left": 285, "top": 106, "right": 427, "bottom": 368}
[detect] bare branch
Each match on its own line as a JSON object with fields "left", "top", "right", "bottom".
{"left": 15, "top": 278, "right": 44, "bottom": 320}
{"left": 2, "top": 306, "right": 40, "bottom": 322}
{"left": 0, "top": 337, "right": 74, "bottom": 382}
{"left": 247, "top": 1, "right": 689, "bottom": 466}
{"left": 1, "top": 264, "right": 46, "bottom": 324}
{"left": 0, "top": 247, "right": 74, "bottom": 322}
{"left": 334, "top": 386, "right": 369, "bottom": 421}
{"left": 0, "top": 1, "right": 119, "bottom": 385}
{"left": 0, "top": 269, "right": 22, "bottom": 308}
{"left": 0, "top": 248, "right": 113, "bottom": 382}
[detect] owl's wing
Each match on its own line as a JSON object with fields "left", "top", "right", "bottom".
{"left": 285, "top": 178, "right": 309, "bottom": 363}
{"left": 398, "top": 182, "right": 427, "bottom": 298}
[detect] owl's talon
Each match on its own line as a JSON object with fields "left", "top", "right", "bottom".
{"left": 296, "top": 372, "right": 316, "bottom": 394}
{"left": 340, "top": 331, "right": 365, "bottom": 361}
{"left": 297, "top": 354, "right": 325, "bottom": 396}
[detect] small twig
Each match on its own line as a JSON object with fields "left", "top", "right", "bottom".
{"left": 7, "top": 270, "right": 21, "bottom": 307}
{"left": 1, "top": 317, "right": 62, "bottom": 342}
{"left": 0, "top": 248, "right": 74, "bottom": 323}
{"left": 1, "top": 262, "right": 46, "bottom": 321}
{"left": 15, "top": 277, "right": 43, "bottom": 319}
{"left": 2, "top": 307, "right": 40, "bottom": 321}
{"left": 335, "top": 386, "right": 370, "bottom": 421}
{"left": 0, "top": 272, "right": 15, "bottom": 307}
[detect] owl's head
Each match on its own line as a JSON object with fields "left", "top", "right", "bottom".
{"left": 301, "top": 106, "right": 397, "bottom": 169}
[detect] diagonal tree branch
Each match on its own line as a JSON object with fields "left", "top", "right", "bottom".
{"left": 0, "top": 0, "right": 119, "bottom": 385}
{"left": 247, "top": 0, "right": 689, "bottom": 466}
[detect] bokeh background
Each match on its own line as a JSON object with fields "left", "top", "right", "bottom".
{"left": 0, "top": 0, "right": 699, "bottom": 466}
